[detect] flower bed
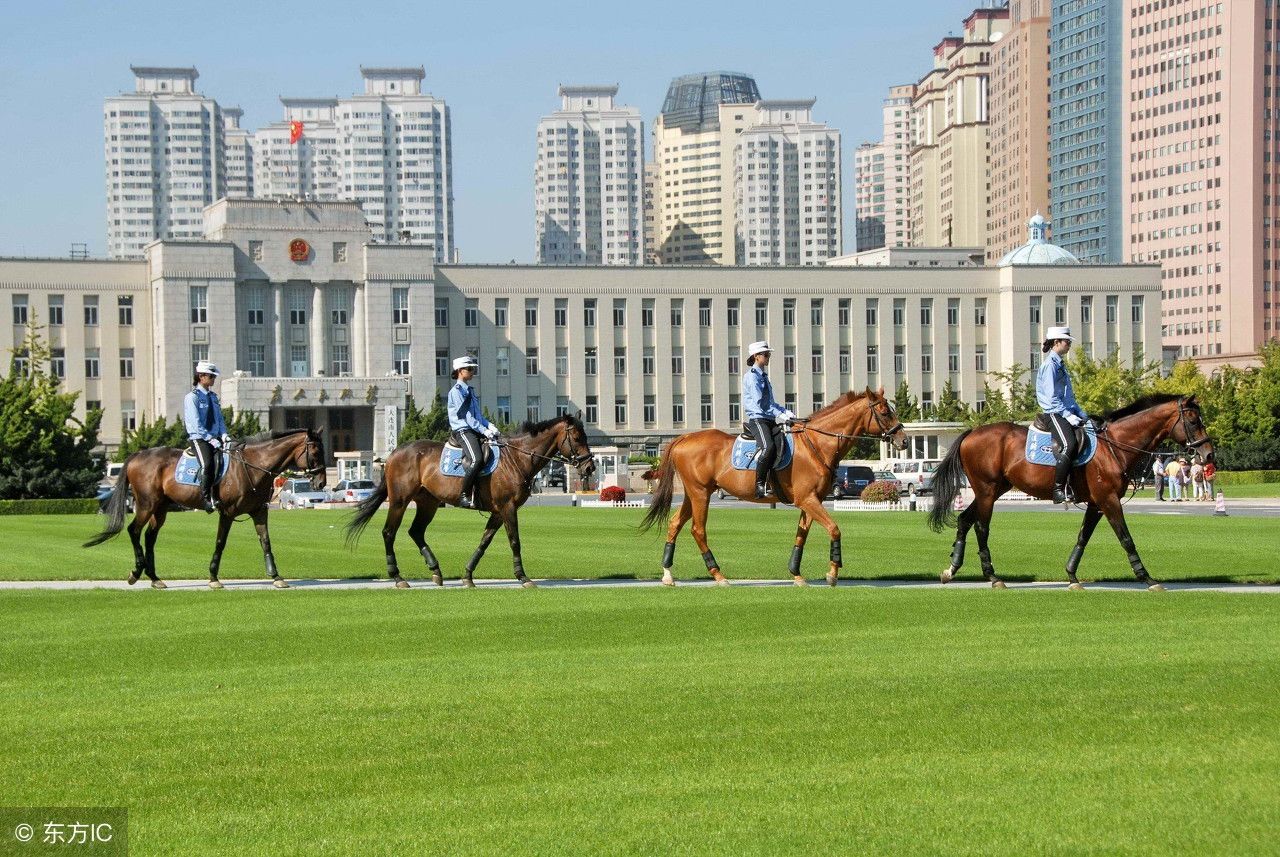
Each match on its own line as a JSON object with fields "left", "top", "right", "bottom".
{"left": 599, "top": 485, "right": 627, "bottom": 502}
{"left": 859, "top": 480, "right": 900, "bottom": 503}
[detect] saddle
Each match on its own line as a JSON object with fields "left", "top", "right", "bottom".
{"left": 174, "top": 445, "right": 230, "bottom": 487}
{"left": 730, "top": 431, "right": 794, "bottom": 472}
{"left": 1025, "top": 419, "right": 1097, "bottom": 468}
{"left": 438, "top": 440, "right": 501, "bottom": 478}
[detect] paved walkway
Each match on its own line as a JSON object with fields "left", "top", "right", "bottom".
{"left": 1, "top": 577, "right": 1276, "bottom": 594}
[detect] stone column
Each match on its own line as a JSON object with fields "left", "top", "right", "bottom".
{"left": 311, "top": 283, "right": 325, "bottom": 378}
{"left": 273, "top": 283, "right": 285, "bottom": 376}
{"left": 351, "top": 283, "right": 366, "bottom": 376}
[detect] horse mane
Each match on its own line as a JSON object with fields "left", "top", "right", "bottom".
{"left": 1100, "top": 393, "right": 1183, "bottom": 422}
{"left": 807, "top": 389, "right": 871, "bottom": 421}
{"left": 244, "top": 428, "right": 313, "bottom": 444}
{"left": 512, "top": 413, "right": 584, "bottom": 437}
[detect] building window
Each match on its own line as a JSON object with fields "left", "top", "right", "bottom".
{"left": 783, "top": 299, "right": 795, "bottom": 327}
{"left": 921, "top": 391, "right": 934, "bottom": 417}
{"left": 497, "top": 396, "right": 511, "bottom": 424}
{"left": 811, "top": 348, "right": 824, "bottom": 374}
{"left": 47, "top": 295, "right": 63, "bottom": 326}
{"left": 121, "top": 400, "right": 136, "bottom": 432}
{"left": 1055, "top": 296, "right": 1067, "bottom": 326}
{"left": 698, "top": 299, "right": 711, "bottom": 327}
{"left": 436, "top": 349, "right": 448, "bottom": 377}
{"left": 393, "top": 344, "right": 409, "bottom": 375}
{"left": 189, "top": 287, "right": 208, "bottom": 324}
{"left": 83, "top": 296, "right": 98, "bottom": 327}
{"left": 527, "top": 396, "right": 540, "bottom": 423}
{"left": 329, "top": 287, "right": 350, "bottom": 325}
{"left": 50, "top": 348, "right": 65, "bottom": 379}
{"left": 585, "top": 395, "right": 598, "bottom": 424}
{"left": 892, "top": 299, "right": 904, "bottom": 327}
{"left": 921, "top": 346, "right": 933, "bottom": 374}
{"left": 920, "top": 299, "right": 932, "bottom": 327}
{"left": 249, "top": 240, "right": 263, "bottom": 261}
{"left": 838, "top": 299, "right": 851, "bottom": 327}
{"left": 330, "top": 345, "right": 351, "bottom": 377}
{"left": 613, "top": 299, "right": 626, "bottom": 327}
{"left": 1131, "top": 296, "right": 1144, "bottom": 324}
{"left": 974, "top": 299, "right": 987, "bottom": 326}
{"left": 671, "top": 348, "right": 683, "bottom": 375}
{"left": 701, "top": 394, "right": 713, "bottom": 425}
{"left": 84, "top": 348, "right": 100, "bottom": 379}
{"left": 1081, "top": 296, "right": 1092, "bottom": 326}
{"left": 948, "top": 345, "right": 960, "bottom": 374}
{"left": 724, "top": 299, "right": 738, "bottom": 327}
{"left": 810, "top": 299, "right": 823, "bottom": 326}
{"left": 556, "top": 396, "right": 570, "bottom": 417}
{"left": 755, "top": 298, "right": 768, "bottom": 327}
{"left": 291, "top": 344, "right": 309, "bottom": 375}
{"left": 464, "top": 299, "right": 478, "bottom": 328}
{"left": 526, "top": 348, "right": 539, "bottom": 376}
{"left": 496, "top": 347, "right": 510, "bottom": 377}
{"left": 784, "top": 349, "right": 796, "bottom": 375}
{"left": 867, "top": 345, "right": 878, "bottom": 374}
{"left": 642, "top": 347, "right": 655, "bottom": 376}
{"left": 12, "top": 349, "right": 28, "bottom": 376}
{"left": 247, "top": 345, "right": 265, "bottom": 376}
{"left": 729, "top": 393, "right": 741, "bottom": 423}
{"left": 584, "top": 348, "right": 597, "bottom": 376}
{"left": 1106, "top": 296, "right": 1118, "bottom": 325}
{"left": 839, "top": 348, "right": 850, "bottom": 375}
{"left": 435, "top": 298, "right": 449, "bottom": 328}
{"left": 554, "top": 298, "right": 568, "bottom": 328}
{"left": 584, "top": 298, "right": 596, "bottom": 327}
{"left": 119, "top": 348, "right": 134, "bottom": 379}
{"left": 614, "top": 347, "right": 626, "bottom": 375}
{"left": 893, "top": 345, "right": 905, "bottom": 376}
{"left": 191, "top": 344, "right": 209, "bottom": 367}
{"left": 975, "top": 345, "right": 987, "bottom": 373}
{"left": 672, "top": 396, "right": 684, "bottom": 425}
{"left": 526, "top": 299, "right": 538, "bottom": 327}
{"left": 495, "top": 298, "right": 508, "bottom": 328}
{"left": 392, "top": 288, "right": 409, "bottom": 325}
{"left": 246, "top": 289, "right": 265, "bottom": 325}
{"left": 643, "top": 395, "right": 656, "bottom": 425}
{"left": 289, "top": 289, "right": 307, "bottom": 325}
{"left": 332, "top": 242, "right": 347, "bottom": 263}
{"left": 700, "top": 349, "right": 712, "bottom": 375}
{"left": 118, "top": 295, "right": 133, "bottom": 326}
{"left": 85, "top": 400, "right": 101, "bottom": 414}
{"left": 1029, "top": 296, "right": 1041, "bottom": 326}
{"left": 727, "top": 349, "right": 740, "bottom": 375}
{"left": 947, "top": 299, "right": 960, "bottom": 327}
{"left": 671, "top": 299, "right": 683, "bottom": 327}
{"left": 614, "top": 397, "right": 627, "bottom": 424}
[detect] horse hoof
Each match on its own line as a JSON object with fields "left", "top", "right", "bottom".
{"left": 941, "top": 567, "right": 956, "bottom": 584}
{"left": 150, "top": 580, "right": 167, "bottom": 590}
{"left": 1148, "top": 583, "right": 1167, "bottom": 592}
{"left": 272, "top": 578, "right": 290, "bottom": 589}
{"left": 463, "top": 579, "right": 476, "bottom": 588}
{"left": 661, "top": 569, "right": 675, "bottom": 587}
{"left": 521, "top": 579, "right": 538, "bottom": 589}
{"left": 127, "top": 574, "right": 139, "bottom": 586}
{"left": 714, "top": 578, "right": 730, "bottom": 587}
{"left": 792, "top": 576, "right": 809, "bottom": 587}
{"left": 431, "top": 573, "right": 444, "bottom": 587}
{"left": 991, "top": 579, "right": 1007, "bottom": 590}
{"left": 395, "top": 578, "right": 411, "bottom": 589}
{"left": 1067, "top": 582, "right": 1085, "bottom": 591}
{"left": 826, "top": 571, "right": 838, "bottom": 587}
{"left": 208, "top": 580, "right": 225, "bottom": 590}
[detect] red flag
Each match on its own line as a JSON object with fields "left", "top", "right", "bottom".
{"left": 289, "top": 120, "right": 303, "bottom": 144}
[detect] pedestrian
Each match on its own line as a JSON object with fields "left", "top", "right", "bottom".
{"left": 1165, "top": 455, "right": 1183, "bottom": 501}
{"left": 1190, "top": 457, "right": 1205, "bottom": 501}
{"left": 1204, "top": 459, "right": 1217, "bottom": 500}
{"left": 1152, "top": 455, "right": 1166, "bottom": 501}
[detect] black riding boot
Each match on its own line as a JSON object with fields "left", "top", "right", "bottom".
{"left": 754, "top": 460, "right": 771, "bottom": 499}
{"left": 1053, "top": 454, "right": 1072, "bottom": 504}
{"left": 459, "top": 464, "right": 479, "bottom": 509}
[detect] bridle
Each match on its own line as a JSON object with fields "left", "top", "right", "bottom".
{"left": 795, "top": 397, "right": 904, "bottom": 443}
{"left": 495, "top": 421, "right": 594, "bottom": 473}
{"left": 1097, "top": 397, "right": 1210, "bottom": 458}
{"left": 298, "top": 434, "right": 325, "bottom": 480}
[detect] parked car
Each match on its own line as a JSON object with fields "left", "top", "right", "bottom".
{"left": 888, "top": 459, "right": 942, "bottom": 495}
{"left": 280, "top": 477, "right": 329, "bottom": 509}
{"left": 330, "top": 479, "right": 377, "bottom": 503}
{"left": 829, "top": 465, "right": 875, "bottom": 499}
{"left": 874, "top": 470, "right": 895, "bottom": 484}
{"left": 96, "top": 483, "right": 134, "bottom": 513}
{"left": 544, "top": 462, "right": 567, "bottom": 488}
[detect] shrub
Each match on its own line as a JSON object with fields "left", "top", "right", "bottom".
{"left": 859, "top": 480, "right": 900, "bottom": 503}
{"left": 599, "top": 485, "right": 627, "bottom": 502}
{"left": 0, "top": 498, "right": 99, "bottom": 515}
{"left": 1214, "top": 470, "right": 1280, "bottom": 486}
{"left": 1214, "top": 437, "right": 1280, "bottom": 471}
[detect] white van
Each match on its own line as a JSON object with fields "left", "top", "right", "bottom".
{"left": 103, "top": 461, "right": 124, "bottom": 486}
{"left": 888, "top": 459, "right": 942, "bottom": 495}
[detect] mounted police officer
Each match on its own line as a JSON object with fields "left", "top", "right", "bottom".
{"left": 1037, "top": 325, "right": 1090, "bottom": 504}
{"left": 447, "top": 355, "right": 500, "bottom": 509}
{"left": 742, "top": 340, "right": 797, "bottom": 499}
{"left": 184, "top": 361, "right": 231, "bottom": 513}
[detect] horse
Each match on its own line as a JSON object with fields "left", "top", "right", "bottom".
{"left": 639, "top": 389, "right": 907, "bottom": 587}
{"left": 84, "top": 429, "right": 326, "bottom": 589}
{"left": 345, "top": 414, "right": 596, "bottom": 589}
{"left": 927, "top": 394, "right": 1214, "bottom": 591}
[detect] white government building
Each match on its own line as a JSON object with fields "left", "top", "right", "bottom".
{"left": 1, "top": 201, "right": 1160, "bottom": 465}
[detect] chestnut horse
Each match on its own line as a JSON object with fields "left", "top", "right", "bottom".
{"left": 84, "top": 429, "right": 326, "bottom": 589}
{"left": 345, "top": 414, "right": 596, "bottom": 588}
{"left": 927, "top": 394, "right": 1214, "bottom": 590}
{"left": 640, "top": 389, "right": 907, "bottom": 586}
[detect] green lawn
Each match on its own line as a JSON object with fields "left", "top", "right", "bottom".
{"left": 1, "top": 505, "right": 1278, "bottom": 584}
{"left": 0, "top": 588, "right": 1276, "bottom": 855}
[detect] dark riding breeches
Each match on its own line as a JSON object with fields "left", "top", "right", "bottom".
{"left": 1043, "top": 412, "right": 1080, "bottom": 488}
{"left": 746, "top": 418, "right": 782, "bottom": 485}
{"left": 453, "top": 429, "right": 485, "bottom": 498}
{"left": 192, "top": 439, "right": 221, "bottom": 499}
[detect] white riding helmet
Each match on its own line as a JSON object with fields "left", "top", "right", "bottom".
{"left": 1044, "top": 326, "right": 1074, "bottom": 342}
{"left": 195, "top": 361, "right": 221, "bottom": 377}
{"left": 747, "top": 340, "right": 773, "bottom": 358}
{"left": 452, "top": 355, "right": 479, "bottom": 372}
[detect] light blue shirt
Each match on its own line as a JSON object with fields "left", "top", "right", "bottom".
{"left": 1036, "top": 351, "right": 1086, "bottom": 418}
{"left": 183, "top": 387, "right": 228, "bottom": 442}
{"left": 447, "top": 381, "right": 492, "bottom": 433}
{"left": 742, "top": 364, "right": 786, "bottom": 421}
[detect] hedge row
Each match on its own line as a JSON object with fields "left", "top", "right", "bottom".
{"left": 1213, "top": 470, "right": 1280, "bottom": 486}
{"left": 0, "top": 498, "right": 99, "bottom": 515}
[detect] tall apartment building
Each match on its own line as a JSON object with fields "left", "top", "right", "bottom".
{"left": 1049, "top": 0, "right": 1124, "bottom": 263}
{"left": 736, "top": 100, "right": 841, "bottom": 265}
{"left": 643, "top": 162, "right": 659, "bottom": 265}
{"left": 104, "top": 66, "right": 226, "bottom": 259}
{"left": 652, "top": 72, "right": 761, "bottom": 264}
{"left": 253, "top": 99, "right": 341, "bottom": 200}
{"left": 909, "top": 7, "right": 1008, "bottom": 249}
{"left": 1124, "top": 1, "right": 1276, "bottom": 363}
{"left": 534, "top": 85, "right": 644, "bottom": 265}
{"left": 223, "top": 108, "right": 254, "bottom": 198}
{"left": 855, "top": 84, "right": 915, "bottom": 252}
{"left": 987, "top": 0, "right": 1051, "bottom": 263}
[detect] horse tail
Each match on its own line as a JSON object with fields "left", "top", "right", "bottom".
{"left": 927, "top": 430, "right": 972, "bottom": 533}
{"left": 345, "top": 477, "right": 388, "bottom": 547}
{"left": 639, "top": 437, "right": 684, "bottom": 533}
{"left": 83, "top": 457, "right": 133, "bottom": 547}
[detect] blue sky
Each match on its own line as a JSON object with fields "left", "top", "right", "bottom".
{"left": 0, "top": 0, "right": 986, "bottom": 262}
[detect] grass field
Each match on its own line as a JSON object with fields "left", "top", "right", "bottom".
{"left": 0, "top": 505, "right": 1277, "bottom": 585}
{"left": 1, "top": 588, "right": 1277, "bottom": 855}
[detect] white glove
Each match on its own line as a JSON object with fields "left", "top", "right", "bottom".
{"left": 774, "top": 413, "right": 789, "bottom": 426}
{"left": 221, "top": 433, "right": 232, "bottom": 445}
{"left": 208, "top": 437, "right": 222, "bottom": 449}
{"left": 1064, "top": 412, "right": 1083, "bottom": 427}
{"left": 784, "top": 409, "right": 797, "bottom": 422}
{"left": 483, "top": 425, "right": 499, "bottom": 440}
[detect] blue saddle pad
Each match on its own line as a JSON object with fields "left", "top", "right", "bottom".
{"left": 438, "top": 442, "right": 500, "bottom": 477}
{"left": 1025, "top": 423, "right": 1097, "bottom": 467}
{"left": 174, "top": 450, "right": 230, "bottom": 487}
{"left": 731, "top": 432, "right": 794, "bottom": 471}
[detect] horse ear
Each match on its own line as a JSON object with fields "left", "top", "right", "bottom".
{"left": 877, "top": 385, "right": 885, "bottom": 397}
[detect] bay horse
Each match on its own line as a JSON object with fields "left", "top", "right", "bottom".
{"left": 640, "top": 389, "right": 907, "bottom": 586}
{"left": 84, "top": 429, "right": 326, "bottom": 589}
{"left": 345, "top": 414, "right": 596, "bottom": 588}
{"left": 927, "top": 394, "right": 1214, "bottom": 590}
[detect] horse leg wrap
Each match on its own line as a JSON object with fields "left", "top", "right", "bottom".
{"left": 829, "top": 540, "right": 842, "bottom": 568}
{"left": 789, "top": 545, "right": 803, "bottom": 575}
{"left": 513, "top": 556, "right": 526, "bottom": 579}
{"left": 420, "top": 544, "right": 439, "bottom": 572}
{"left": 950, "top": 540, "right": 965, "bottom": 570}
{"left": 264, "top": 552, "right": 278, "bottom": 579}
{"left": 466, "top": 547, "right": 485, "bottom": 575}
{"left": 702, "top": 550, "right": 718, "bottom": 571}
{"left": 662, "top": 541, "right": 676, "bottom": 569}
{"left": 1066, "top": 544, "right": 1085, "bottom": 576}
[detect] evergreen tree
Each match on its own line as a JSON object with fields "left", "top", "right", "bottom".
{"left": 398, "top": 391, "right": 453, "bottom": 445}
{"left": 893, "top": 379, "right": 921, "bottom": 422}
{"left": 113, "top": 414, "right": 185, "bottom": 460}
{"left": 0, "top": 319, "right": 102, "bottom": 499}
{"left": 223, "top": 406, "right": 263, "bottom": 438}
{"left": 932, "top": 378, "right": 969, "bottom": 422}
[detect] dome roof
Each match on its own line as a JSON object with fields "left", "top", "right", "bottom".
{"left": 997, "top": 213, "right": 1079, "bottom": 267}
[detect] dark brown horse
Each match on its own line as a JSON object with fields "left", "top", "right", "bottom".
{"left": 928, "top": 394, "right": 1214, "bottom": 590}
{"left": 84, "top": 429, "right": 326, "bottom": 589}
{"left": 345, "top": 414, "right": 596, "bottom": 588}
{"left": 640, "top": 389, "right": 907, "bottom": 586}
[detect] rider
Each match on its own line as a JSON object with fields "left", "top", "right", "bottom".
{"left": 1036, "top": 325, "right": 1089, "bottom": 504}
{"left": 742, "top": 340, "right": 797, "bottom": 499}
{"left": 447, "top": 355, "right": 500, "bottom": 509}
{"left": 183, "top": 360, "right": 231, "bottom": 513}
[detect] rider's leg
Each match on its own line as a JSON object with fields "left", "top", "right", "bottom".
{"left": 1047, "top": 413, "right": 1079, "bottom": 504}
{"left": 457, "top": 429, "right": 483, "bottom": 509}
{"left": 749, "top": 419, "right": 777, "bottom": 498}
{"left": 193, "top": 439, "right": 217, "bottom": 512}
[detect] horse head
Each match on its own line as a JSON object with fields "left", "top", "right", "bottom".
{"left": 1174, "top": 395, "right": 1214, "bottom": 463}
{"left": 558, "top": 412, "right": 596, "bottom": 481}
{"left": 866, "top": 387, "right": 908, "bottom": 451}
{"left": 291, "top": 429, "right": 327, "bottom": 491}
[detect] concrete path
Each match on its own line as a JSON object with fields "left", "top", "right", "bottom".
{"left": 1, "top": 577, "right": 1276, "bottom": 594}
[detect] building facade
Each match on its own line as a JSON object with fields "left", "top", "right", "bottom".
{"left": 1124, "top": 0, "right": 1276, "bottom": 364}
{"left": 534, "top": 85, "right": 644, "bottom": 265}
{"left": 252, "top": 99, "right": 341, "bottom": 201}
{"left": 1049, "top": 0, "right": 1124, "bottom": 263}
{"left": 855, "top": 84, "right": 916, "bottom": 253}
{"left": 987, "top": 0, "right": 1051, "bottom": 263}
{"left": 223, "top": 108, "right": 254, "bottom": 199}
{"left": 104, "top": 67, "right": 226, "bottom": 260}
{"left": 854, "top": 141, "right": 887, "bottom": 252}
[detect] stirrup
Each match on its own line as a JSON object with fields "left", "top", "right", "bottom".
{"left": 754, "top": 483, "right": 770, "bottom": 499}
{"left": 457, "top": 493, "right": 474, "bottom": 509}
{"left": 1052, "top": 486, "right": 1071, "bottom": 504}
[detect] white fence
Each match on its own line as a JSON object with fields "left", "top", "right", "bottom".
{"left": 577, "top": 499, "right": 650, "bottom": 509}
{"left": 833, "top": 497, "right": 935, "bottom": 513}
